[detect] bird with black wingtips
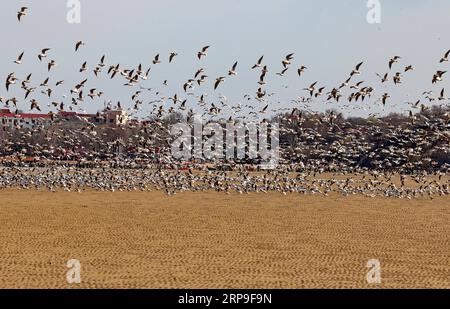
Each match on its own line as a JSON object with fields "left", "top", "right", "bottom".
{"left": 153, "top": 54, "right": 161, "bottom": 64}
{"left": 17, "top": 7, "right": 28, "bottom": 22}
{"left": 297, "top": 66, "right": 307, "bottom": 76}
{"left": 282, "top": 53, "right": 294, "bottom": 68}
{"left": 389, "top": 56, "right": 401, "bottom": 69}
{"left": 75, "top": 41, "right": 85, "bottom": 52}
{"left": 228, "top": 62, "right": 238, "bottom": 76}
{"left": 439, "top": 49, "right": 450, "bottom": 63}
{"left": 169, "top": 52, "right": 178, "bottom": 63}
{"left": 432, "top": 71, "right": 446, "bottom": 84}
{"left": 214, "top": 77, "right": 225, "bottom": 90}
{"left": 14, "top": 52, "right": 24, "bottom": 65}
{"left": 197, "top": 45, "right": 211, "bottom": 60}
{"left": 38, "top": 48, "right": 51, "bottom": 61}
{"left": 350, "top": 62, "right": 363, "bottom": 77}
{"left": 252, "top": 55, "right": 264, "bottom": 69}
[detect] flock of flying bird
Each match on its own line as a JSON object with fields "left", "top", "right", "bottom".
{"left": 4, "top": 6, "right": 450, "bottom": 121}
{"left": 0, "top": 6, "right": 449, "bottom": 198}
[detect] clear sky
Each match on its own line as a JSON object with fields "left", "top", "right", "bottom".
{"left": 1, "top": 0, "right": 449, "bottom": 119}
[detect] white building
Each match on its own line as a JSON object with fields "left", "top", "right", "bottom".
{"left": 0, "top": 109, "right": 52, "bottom": 129}
{"left": 104, "top": 109, "right": 128, "bottom": 126}
{"left": 0, "top": 108, "right": 129, "bottom": 130}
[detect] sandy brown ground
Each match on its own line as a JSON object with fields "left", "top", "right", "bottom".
{"left": 0, "top": 189, "right": 448, "bottom": 289}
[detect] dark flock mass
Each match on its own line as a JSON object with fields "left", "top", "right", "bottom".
{"left": 1, "top": 6, "right": 449, "bottom": 198}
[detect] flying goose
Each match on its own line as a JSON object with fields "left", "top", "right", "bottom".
{"left": 152, "top": 54, "right": 161, "bottom": 64}
{"left": 376, "top": 73, "right": 388, "bottom": 83}
{"left": 404, "top": 65, "right": 414, "bottom": 72}
{"left": 389, "top": 56, "right": 401, "bottom": 69}
{"left": 14, "top": 52, "right": 24, "bottom": 64}
{"left": 297, "top": 66, "right": 307, "bottom": 76}
{"left": 439, "top": 49, "right": 450, "bottom": 63}
{"left": 197, "top": 46, "right": 210, "bottom": 60}
{"left": 48, "top": 60, "right": 57, "bottom": 72}
{"left": 276, "top": 68, "right": 289, "bottom": 76}
{"left": 194, "top": 68, "right": 205, "bottom": 79}
{"left": 381, "top": 93, "right": 390, "bottom": 106}
{"left": 228, "top": 62, "right": 238, "bottom": 76}
{"left": 432, "top": 71, "right": 446, "bottom": 84}
{"left": 38, "top": 48, "right": 51, "bottom": 61}
{"left": 393, "top": 72, "right": 402, "bottom": 84}
{"left": 438, "top": 88, "right": 446, "bottom": 101}
{"left": 40, "top": 77, "right": 49, "bottom": 87}
{"left": 258, "top": 72, "right": 266, "bottom": 85}
{"left": 197, "top": 75, "right": 208, "bottom": 86}
{"left": 252, "top": 56, "right": 264, "bottom": 69}
{"left": 282, "top": 53, "right": 294, "bottom": 68}
{"left": 214, "top": 76, "right": 225, "bottom": 90}
{"left": 17, "top": 7, "right": 28, "bottom": 22}
{"left": 93, "top": 66, "right": 101, "bottom": 76}
{"left": 169, "top": 52, "right": 178, "bottom": 63}
{"left": 88, "top": 88, "right": 97, "bottom": 99}
{"left": 30, "top": 99, "right": 41, "bottom": 111}
{"left": 75, "top": 41, "right": 85, "bottom": 52}
{"left": 23, "top": 73, "right": 32, "bottom": 84}
{"left": 350, "top": 62, "right": 363, "bottom": 76}
{"left": 304, "top": 81, "right": 318, "bottom": 96}
{"left": 5, "top": 73, "right": 17, "bottom": 91}
{"left": 77, "top": 63, "right": 89, "bottom": 75}
{"left": 99, "top": 55, "right": 106, "bottom": 67}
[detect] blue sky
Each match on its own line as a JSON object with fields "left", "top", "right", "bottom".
{"left": 1, "top": 0, "right": 449, "bottom": 118}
